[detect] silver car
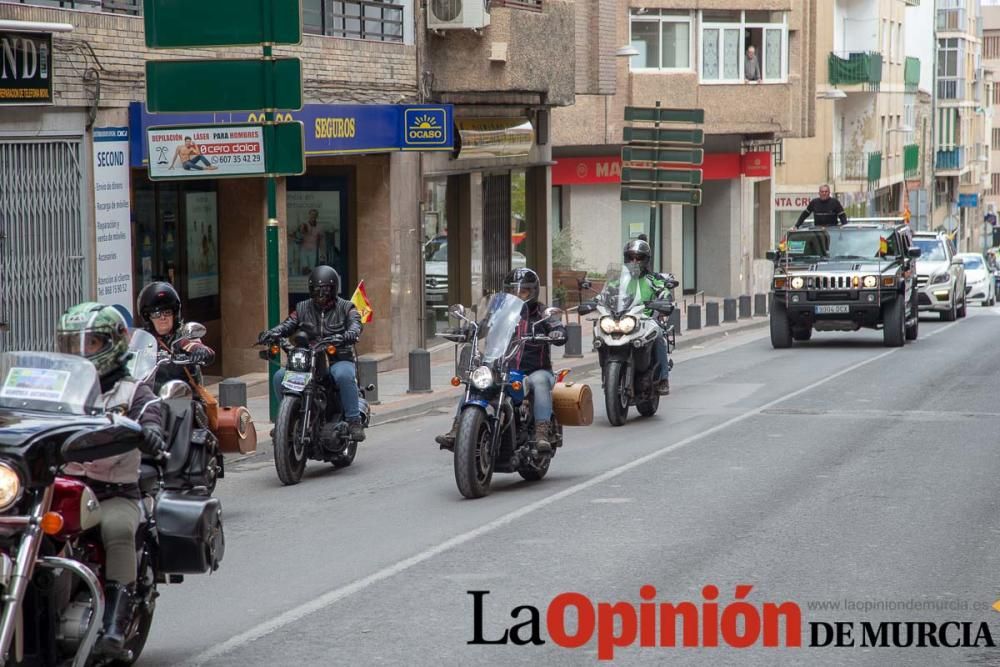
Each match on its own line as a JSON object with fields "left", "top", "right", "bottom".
{"left": 911, "top": 232, "right": 967, "bottom": 321}
{"left": 955, "top": 252, "right": 997, "bottom": 306}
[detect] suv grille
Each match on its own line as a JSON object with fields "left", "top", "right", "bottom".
{"left": 916, "top": 276, "right": 929, "bottom": 288}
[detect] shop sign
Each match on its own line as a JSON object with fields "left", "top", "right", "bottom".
{"left": 552, "top": 157, "right": 622, "bottom": 185}
{"left": 0, "top": 31, "right": 52, "bottom": 105}
{"left": 958, "top": 193, "right": 979, "bottom": 208}
{"left": 454, "top": 118, "right": 534, "bottom": 160}
{"left": 553, "top": 152, "right": 772, "bottom": 186}
{"left": 741, "top": 151, "right": 772, "bottom": 178}
{"left": 774, "top": 193, "right": 815, "bottom": 211}
{"left": 147, "top": 125, "right": 267, "bottom": 179}
{"left": 92, "top": 127, "right": 134, "bottom": 320}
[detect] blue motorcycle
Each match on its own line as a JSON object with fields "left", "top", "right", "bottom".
{"left": 442, "top": 293, "right": 568, "bottom": 499}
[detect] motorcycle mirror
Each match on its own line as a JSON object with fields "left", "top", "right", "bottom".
{"left": 579, "top": 280, "right": 592, "bottom": 291}
{"left": 543, "top": 306, "right": 563, "bottom": 320}
{"left": 577, "top": 302, "right": 597, "bottom": 316}
{"left": 179, "top": 322, "right": 207, "bottom": 340}
{"left": 61, "top": 415, "right": 143, "bottom": 464}
{"left": 158, "top": 380, "right": 193, "bottom": 400}
{"left": 449, "top": 304, "right": 468, "bottom": 321}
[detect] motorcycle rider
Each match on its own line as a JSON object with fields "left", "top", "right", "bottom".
{"left": 136, "top": 281, "right": 215, "bottom": 393}
{"left": 435, "top": 268, "right": 567, "bottom": 453}
{"left": 55, "top": 303, "right": 166, "bottom": 657}
{"left": 618, "top": 239, "right": 673, "bottom": 396}
{"left": 258, "top": 265, "right": 367, "bottom": 441}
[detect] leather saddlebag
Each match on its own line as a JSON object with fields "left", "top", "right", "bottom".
{"left": 552, "top": 381, "right": 594, "bottom": 427}
{"left": 155, "top": 491, "right": 225, "bottom": 574}
{"left": 216, "top": 406, "right": 257, "bottom": 454}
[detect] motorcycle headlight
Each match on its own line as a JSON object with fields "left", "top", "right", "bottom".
{"left": 289, "top": 351, "right": 310, "bottom": 372}
{"left": 790, "top": 276, "right": 805, "bottom": 289}
{"left": 863, "top": 275, "right": 878, "bottom": 289}
{"left": 619, "top": 316, "right": 637, "bottom": 334}
{"left": 470, "top": 365, "right": 494, "bottom": 390}
{"left": 931, "top": 273, "right": 950, "bottom": 285}
{"left": 0, "top": 464, "right": 22, "bottom": 512}
{"left": 599, "top": 317, "right": 617, "bottom": 334}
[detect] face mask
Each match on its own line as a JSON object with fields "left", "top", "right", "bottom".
{"left": 626, "top": 261, "right": 643, "bottom": 278}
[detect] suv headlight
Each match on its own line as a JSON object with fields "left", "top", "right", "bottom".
{"left": 0, "top": 464, "right": 22, "bottom": 512}
{"left": 862, "top": 275, "right": 878, "bottom": 289}
{"left": 470, "top": 366, "right": 494, "bottom": 390}
{"left": 931, "top": 273, "right": 950, "bottom": 285}
{"left": 790, "top": 276, "right": 805, "bottom": 289}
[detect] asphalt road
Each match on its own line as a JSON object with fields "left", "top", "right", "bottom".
{"left": 140, "top": 307, "right": 1000, "bottom": 666}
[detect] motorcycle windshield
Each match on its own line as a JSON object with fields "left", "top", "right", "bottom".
{"left": 127, "top": 329, "right": 159, "bottom": 384}
{"left": 481, "top": 293, "right": 525, "bottom": 364}
{"left": 602, "top": 264, "right": 641, "bottom": 315}
{"left": 0, "top": 353, "right": 101, "bottom": 415}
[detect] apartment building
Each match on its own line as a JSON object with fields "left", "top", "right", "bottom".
{"left": 981, "top": 4, "right": 1000, "bottom": 246}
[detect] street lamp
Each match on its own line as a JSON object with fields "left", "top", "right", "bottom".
{"left": 816, "top": 89, "right": 847, "bottom": 100}
{"left": 616, "top": 45, "right": 640, "bottom": 58}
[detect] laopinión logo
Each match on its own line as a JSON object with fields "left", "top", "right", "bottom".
{"left": 467, "top": 586, "right": 999, "bottom": 660}
{"left": 404, "top": 108, "right": 448, "bottom": 146}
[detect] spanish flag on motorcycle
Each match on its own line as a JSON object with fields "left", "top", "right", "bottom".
{"left": 351, "top": 281, "right": 374, "bottom": 324}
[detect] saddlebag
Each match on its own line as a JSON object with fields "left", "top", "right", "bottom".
{"left": 216, "top": 405, "right": 257, "bottom": 454}
{"left": 155, "top": 491, "right": 225, "bottom": 574}
{"left": 552, "top": 381, "right": 594, "bottom": 426}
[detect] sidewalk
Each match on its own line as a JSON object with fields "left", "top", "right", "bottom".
{"left": 206, "top": 308, "right": 770, "bottom": 462}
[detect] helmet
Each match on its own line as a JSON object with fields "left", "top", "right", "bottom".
{"left": 623, "top": 239, "right": 652, "bottom": 277}
{"left": 308, "top": 265, "right": 340, "bottom": 310}
{"left": 56, "top": 302, "right": 130, "bottom": 378}
{"left": 503, "top": 268, "right": 540, "bottom": 306}
{"left": 136, "top": 281, "right": 181, "bottom": 333}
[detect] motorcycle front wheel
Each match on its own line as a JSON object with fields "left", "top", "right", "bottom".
{"left": 604, "top": 361, "right": 630, "bottom": 427}
{"left": 273, "top": 395, "right": 307, "bottom": 486}
{"left": 454, "top": 407, "right": 494, "bottom": 499}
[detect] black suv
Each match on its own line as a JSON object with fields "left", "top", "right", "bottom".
{"left": 767, "top": 221, "right": 922, "bottom": 348}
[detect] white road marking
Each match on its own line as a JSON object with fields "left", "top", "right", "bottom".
{"left": 182, "top": 321, "right": 963, "bottom": 666}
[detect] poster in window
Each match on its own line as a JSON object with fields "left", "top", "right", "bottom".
{"left": 185, "top": 192, "right": 219, "bottom": 299}
{"left": 286, "top": 191, "right": 342, "bottom": 294}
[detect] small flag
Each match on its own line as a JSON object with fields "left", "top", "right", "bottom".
{"left": 351, "top": 281, "right": 373, "bottom": 324}
{"left": 879, "top": 237, "right": 889, "bottom": 255}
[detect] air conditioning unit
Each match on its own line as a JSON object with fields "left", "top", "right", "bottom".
{"left": 428, "top": 0, "right": 491, "bottom": 31}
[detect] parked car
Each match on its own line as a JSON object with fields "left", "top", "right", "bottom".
{"left": 424, "top": 236, "right": 526, "bottom": 318}
{"left": 955, "top": 252, "right": 996, "bottom": 306}
{"left": 911, "top": 231, "right": 967, "bottom": 321}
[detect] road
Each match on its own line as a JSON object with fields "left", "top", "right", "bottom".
{"left": 141, "top": 308, "right": 1000, "bottom": 666}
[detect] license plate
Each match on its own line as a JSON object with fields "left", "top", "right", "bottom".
{"left": 282, "top": 372, "right": 309, "bottom": 390}
{"left": 815, "top": 304, "right": 851, "bottom": 314}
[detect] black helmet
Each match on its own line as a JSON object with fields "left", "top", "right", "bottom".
{"left": 623, "top": 239, "right": 652, "bottom": 277}
{"left": 136, "top": 281, "right": 181, "bottom": 333}
{"left": 309, "top": 265, "right": 340, "bottom": 310}
{"left": 503, "top": 268, "right": 540, "bottom": 306}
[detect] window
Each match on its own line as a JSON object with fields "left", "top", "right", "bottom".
{"left": 992, "top": 173, "right": 1000, "bottom": 195}
{"left": 993, "top": 129, "right": 1000, "bottom": 150}
{"left": 630, "top": 9, "right": 692, "bottom": 70}
{"left": 303, "top": 0, "right": 406, "bottom": 43}
{"left": 7, "top": 0, "right": 140, "bottom": 14}
{"left": 700, "top": 10, "right": 787, "bottom": 83}
{"left": 985, "top": 34, "right": 1000, "bottom": 59}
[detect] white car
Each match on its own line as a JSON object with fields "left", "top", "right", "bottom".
{"left": 956, "top": 252, "right": 997, "bottom": 306}
{"left": 424, "top": 236, "right": 527, "bottom": 317}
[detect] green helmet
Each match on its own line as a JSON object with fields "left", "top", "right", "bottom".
{"left": 55, "top": 302, "right": 130, "bottom": 378}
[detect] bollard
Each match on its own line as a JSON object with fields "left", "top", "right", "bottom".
{"left": 754, "top": 293, "right": 768, "bottom": 316}
{"left": 357, "top": 356, "right": 380, "bottom": 405}
{"left": 218, "top": 378, "right": 247, "bottom": 408}
{"left": 407, "top": 349, "right": 432, "bottom": 394}
{"left": 723, "top": 298, "right": 737, "bottom": 323}
{"left": 668, "top": 307, "right": 681, "bottom": 335}
{"left": 563, "top": 322, "right": 584, "bottom": 358}
{"left": 687, "top": 303, "right": 702, "bottom": 330}
{"left": 738, "top": 295, "right": 752, "bottom": 319}
{"left": 706, "top": 302, "right": 720, "bottom": 326}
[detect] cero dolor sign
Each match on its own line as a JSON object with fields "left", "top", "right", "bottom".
{"left": 0, "top": 31, "right": 52, "bottom": 105}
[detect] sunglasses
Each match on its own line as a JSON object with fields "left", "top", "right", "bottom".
{"left": 625, "top": 253, "right": 645, "bottom": 262}
{"left": 149, "top": 310, "right": 173, "bottom": 321}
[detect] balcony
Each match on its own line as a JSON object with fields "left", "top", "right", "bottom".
{"left": 904, "top": 57, "right": 920, "bottom": 92}
{"left": 903, "top": 0, "right": 919, "bottom": 5}
{"left": 828, "top": 152, "right": 882, "bottom": 184}
{"left": 937, "top": 7, "right": 966, "bottom": 32}
{"left": 904, "top": 144, "right": 920, "bottom": 179}
{"left": 936, "top": 147, "right": 967, "bottom": 172}
{"left": 303, "top": 0, "right": 405, "bottom": 43}
{"left": 829, "top": 52, "right": 882, "bottom": 91}
{"left": 5, "top": 0, "right": 140, "bottom": 13}
{"left": 938, "top": 77, "right": 967, "bottom": 101}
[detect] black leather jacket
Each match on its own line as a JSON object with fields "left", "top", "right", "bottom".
{"left": 273, "top": 298, "right": 363, "bottom": 362}
{"left": 152, "top": 330, "right": 214, "bottom": 392}
{"left": 515, "top": 302, "right": 567, "bottom": 375}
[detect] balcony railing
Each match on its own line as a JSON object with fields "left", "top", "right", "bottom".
{"left": 303, "top": 0, "right": 404, "bottom": 43}
{"left": 937, "top": 7, "right": 966, "bottom": 32}
{"left": 903, "top": 0, "right": 919, "bottom": 5}
{"left": 938, "top": 78, "right": 966, "bottom": 101}
{"left": 829, "top": 52, "right": 883, "bottom": 90}
{"left": 6, "top": 0, "right": 140, "bottom": 13}
{"left": 490, "top": 0, "right": 543, "bottom": 10}
{"left": 904, "top": 144, "right": 920, "bottom": 178}
{"left": 868, "top": 152, "right": 882, "bottom": 183}
{"left": 904, "top": 57, "right": 920, "bottom": 91}
{"left": 936, "top": 147, "right": 967, "bottom": 171}
{"left": 828, "top": 152, "right": 882, "bottom": 183}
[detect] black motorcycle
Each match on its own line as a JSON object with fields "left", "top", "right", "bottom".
{"left": 259, "top": 332, "right": 372, "bottom": 485}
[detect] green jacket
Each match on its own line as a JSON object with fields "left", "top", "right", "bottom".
{"left": 606, "top": 273, "right": 668, "bottom": 316}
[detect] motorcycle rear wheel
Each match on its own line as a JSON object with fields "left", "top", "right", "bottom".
{"left": 636, "top": 389, "right": 659, "bottom": 417}
{"left": 108, "top": 572, "right": 156, "bottom": 666}
{"left": 274, "top": 396, "right": 307, "bottom": 486}
{"left": 518, "top": 456, "right": 550, "bottom": 482}
{"left": 454, "top": 407, "right": 493, "bottom": 499}
{"left": 331, "top": 441, "right": 358, "bottom": 468}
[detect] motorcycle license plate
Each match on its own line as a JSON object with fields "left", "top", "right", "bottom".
{"left": 282, "top": 372, "right": 309, "bottom": 391}
{"left": 814, "top": 304, "right": 850, "bottom": 314}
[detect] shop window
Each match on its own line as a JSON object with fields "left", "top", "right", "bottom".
{"left": 423, "top": 178, "right": 449, "bottom": 346}
{"left": 286, "top": 174, "right": 349, "bottom": 305}
{"left": 511, "top": 170, "right": 527, "bottom": 268}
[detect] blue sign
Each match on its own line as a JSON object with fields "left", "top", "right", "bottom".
{"left": 127, "top": 102, "right": 454, "bottom": 168}
{"left": 958, "top": 193, "right": 979, "bottom": 208}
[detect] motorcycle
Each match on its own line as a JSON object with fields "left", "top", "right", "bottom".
{"left": 578, "top": 264, "right": 677, "bottom": 426}
{"left": 441, "top": 293, "right": 570, "bottom": 499}
{"left": 0, "top": 335, "right": 224, "bottom": 666}
{"left": 259, "top": 332, "right": 372, "bottom": 486}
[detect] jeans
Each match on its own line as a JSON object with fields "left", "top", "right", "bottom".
{"left": 183, "top": 155, "right": 212, "bottom": 170}
{"left": 273, "top": 360, "right": 360, "bottom": 421}
{"left": 450, "top": 369, "right": 555, "bottom": 424}
{"left": 654, "top": 331, "right": 670, "bottom": 381}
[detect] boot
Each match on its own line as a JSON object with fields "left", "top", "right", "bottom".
{"left": 656, "top": 378, "right": 670, "bottom": 396}
{"left": 435, "top": 418, "right": 459, "bottom": 451}
{"left": 534, "top": 421, "right": 553, "bottom": 454}
{"left": 348, "top": 419, "right": 366, "bottom": 442}
{"left": 97, "top": 583, "right": 134, "bottom": 655}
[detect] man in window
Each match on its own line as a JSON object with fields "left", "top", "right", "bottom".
{"left": 745, "top": 45, "right": 761, "bottom": 82}
{"left": 795, "top": 185, "right": 847, "bottom": 227}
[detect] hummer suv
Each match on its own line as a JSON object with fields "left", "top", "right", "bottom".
{"left": 767, "top": 220, "right": 922, "bottom": 348}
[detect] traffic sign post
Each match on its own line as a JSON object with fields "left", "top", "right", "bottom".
{"left": 143, "top": 0, "right": 304, "bottom": 419}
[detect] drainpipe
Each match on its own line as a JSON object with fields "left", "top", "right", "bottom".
{"left": 931, "top": 0, "right": 939, "bottom": 232}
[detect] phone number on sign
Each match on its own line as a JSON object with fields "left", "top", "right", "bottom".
{"left": 211, "top": 155, "right": 262, "bottom": 165}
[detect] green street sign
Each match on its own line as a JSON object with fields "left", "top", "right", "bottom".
{"left": 144, "top": 0, "right": 302, "bottom": 48}
{"left": 625, "top": 106, "right": 705, "bottom": 124}
{"left": 146, "top": 59, "right": 303, "bottom": 113}
{"left": 622, "top": 146, "right": 705, "bottom": 165}
{"left": 623, "top": 127, "right": 704, "bottom": 146}
{"left": 621, "top": 187, "right": 703, "bottom": 206}
{"left": 621, "top": 167, "right": 703, "bottom": 187}
{"left": 146, "top": 121, "right": 304, "bottom": 180}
